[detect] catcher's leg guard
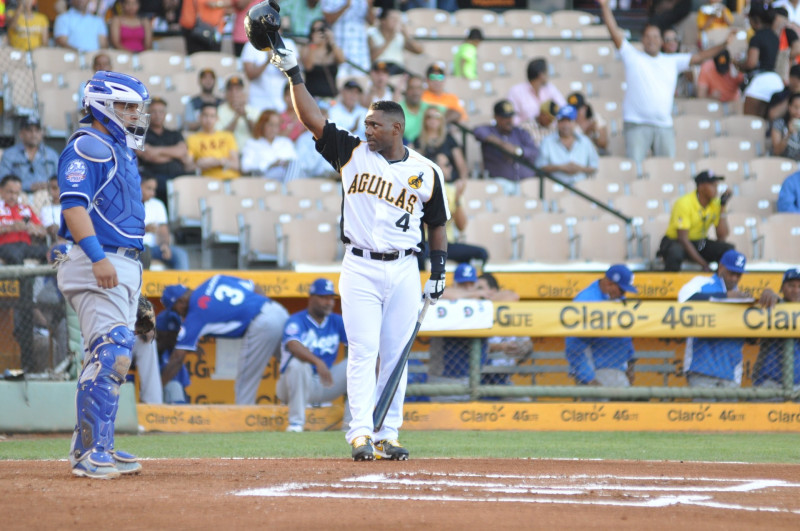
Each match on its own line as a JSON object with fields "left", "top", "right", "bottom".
{"left": 70, "top": 325, "right": 134, "bottom": 470}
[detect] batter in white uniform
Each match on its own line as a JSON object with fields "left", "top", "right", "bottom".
{"left": 272, "top": 47, "right": 449, "bottom": 461}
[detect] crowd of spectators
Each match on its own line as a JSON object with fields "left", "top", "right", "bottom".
{"left": 4, "top": 2, "right": 800, "bottom": 276}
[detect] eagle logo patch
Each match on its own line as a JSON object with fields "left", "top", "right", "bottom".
{"left": 408, "top": 172, "right": 424, "bottom": 189}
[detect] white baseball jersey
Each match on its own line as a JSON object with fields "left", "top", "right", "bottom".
{"left": 316, "top": 122, "right": 450, "bottom": 252}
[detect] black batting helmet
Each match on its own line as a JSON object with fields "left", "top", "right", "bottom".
{"left": 245, "top": 0, "right": 285, "bottom": 51}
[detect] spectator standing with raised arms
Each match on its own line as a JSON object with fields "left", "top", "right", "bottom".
{"left": 598, "top": 0, "right": 731, "bottom": 165}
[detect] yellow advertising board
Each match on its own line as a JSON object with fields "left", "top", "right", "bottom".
{"left": 421, "top": 301, "right": 800, "bottom": 338}
{"left": 137, "top": 402, "right": 800, "bottom": 433}
{"left": 141, "top": 271, "right": 788, "bottom": 301}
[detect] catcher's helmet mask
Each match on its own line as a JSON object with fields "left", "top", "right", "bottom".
{"left": 245, "top": 0, "right": 286, "bottom": 51}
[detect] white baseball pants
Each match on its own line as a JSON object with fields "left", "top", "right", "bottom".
{"left": 340, "top": 249, "right": 420, "bottom": 444}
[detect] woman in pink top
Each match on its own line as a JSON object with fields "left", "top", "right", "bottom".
{"left": 109, "top": 0, "right": 153, "bottom": 52}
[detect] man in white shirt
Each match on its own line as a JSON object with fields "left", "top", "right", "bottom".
{"left": 328, "top": 79, "right": 367, "bottom": 139}
{"left": 598, "top": 0, "right": 732, "bottom": 165}
{"left": 38, "top": 176, "right": 62, "bottom": 242}
{"left": 241, "top": 34, "right": 298, "bottom": 113}
{"left": 141, "top": 173, "right": 189, "bottom": 270}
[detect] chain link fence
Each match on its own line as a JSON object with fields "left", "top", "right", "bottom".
{"left": 0, "top": 265, "right": 79, "bottom": 380}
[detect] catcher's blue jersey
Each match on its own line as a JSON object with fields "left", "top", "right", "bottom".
{"left": 176, "top": 275, "right": 271, "bottom": 351}
{"left": 279, "top": 310, "right": 347, "bottom": 373}
{"left": 57, "top": 128, "right": 145, "bottom": 249}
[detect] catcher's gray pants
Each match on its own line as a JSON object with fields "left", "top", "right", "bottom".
{"left": 57, "top": 246, "right": 141, "bottom": 359}
{"left": 236, "top": 300, "right": 289, "bottom": 405}
{"left": 276, "top": 357, "right": 349, "bottom": 430}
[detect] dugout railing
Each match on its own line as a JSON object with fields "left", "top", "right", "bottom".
{"left": 407, "top": 335, "right": 798, "bottom": 402}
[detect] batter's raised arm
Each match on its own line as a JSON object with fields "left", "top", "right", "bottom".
{"left": 271, "top": 48, "right": 327, "bottom": 139}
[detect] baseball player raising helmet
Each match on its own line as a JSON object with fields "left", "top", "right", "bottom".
{"left": 56, "top": 70, "right": 150, "bottom": 479}
{"left": 257, "top": 1, "right": 450, "bottom": 461}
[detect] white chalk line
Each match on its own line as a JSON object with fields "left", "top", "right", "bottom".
{"left": 234, "top": 472, "right": 800, "bottom": 513}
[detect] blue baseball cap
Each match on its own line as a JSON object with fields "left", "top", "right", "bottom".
{"left": 454, "top": 263, "right": 478, "bottom": 284}
{"left": 309, "top": 278, "right": 336, "bottom": 296}
{"left": 161, "top": 284, "right": 189, "bottom": 311}
{"left": 782, "top": 267, "right": 800, "bottom": 285}
{"left": 155, "top": 310, "right": 181, "bottom": 332}
{"left": 605, "top": 264, "right": 638, "bottom": 293}
{"left": 720, "top": 249, "right": 746, "bottom": 274}
{"left": 556, "top": 105, "right": 577, "bottom": 121}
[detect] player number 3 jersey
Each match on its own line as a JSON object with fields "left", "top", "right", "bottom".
{"left": 315, "top": 122, "right": 450, "bottom": 253}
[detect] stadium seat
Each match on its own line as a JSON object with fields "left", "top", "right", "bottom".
{"left": 462, "top": 212, "right": 518, "bottom": 263}
{"left": 237, "top": 209, "right": 293, "bottom": 269}
{"left": 136, "top": 50, "right": 188, "bottom": 73}
{"left": 31, "top": 48, "right": 82, "bottom": 74}
{"left": 516, "top": 215, "right": 576, "bottom": 264}
{"left": 264, "top": 193, "right": 320, "bottom": 217}
{"left": 737, "top": 180, "right": 780, "bottom": 217}
{"left": 500, "top": 9, "right": 546, "bottom": 31}
{"left": 568, "top": 41, "right": 617, "bottom": 66}
{"left": 37, "top": 86, "right": 78, "bottom": 137}
{"left": 707, "top": 136, "right": 759, "bottom": 161}
{"left": 746, "top": 157, "right": 796, "bottom": 184}
{"left": 285, "top": 178, "right": 340, "bottom": 199}
{"left": 611, "top": 195, "right": 667, "bottom": 221}
{"left": 488, "top": 195, "right": 545, "bottom": 218}
{"left": 96, "top": 48, "right": 136, "bottom": 74}
{"left": 60, "top": 70, "right": 91, "bottom": 91}
{"left": 629, "top": 178, "right": 685, "bottom": 204}
{"left": 573, "top": 217, "right": 634, "bottom": 263}
{"left": 758, "top": 214, "right": 800, "bottom": 262}
{"left": 227, "top": 177, "right": 281, "bottom": 199}
{"left": 674, "top": 98, "right": 726, "bottom": 118}
{"left": 188, "top": 52, "right": 239, "bottom": 80}
{"left": 199, "top": 194, "right": 259, "bottom": 268}
{"left": 549, "top": 9, "right": 597, "bottom": 29}
{"left": 452, "top": 9, "right": 500, "bottom": 30}
{"left": 404, "top": 8, "right": 452, "bottom": 38}
{"left": 719, "top": 116, "right": 767, "bottom": 153}
{"left": 553, "top": 193, "right": 603, "bottom": 219}
{"left": 694, "top": 158, "right": 747, "bottom": 187}
{"left": 708, "top": 212, "right": 760, "bottom": 259}
{"left": 167, "top": 176, "right": 227, "bottom": 234}
{"left": 575, "top": 178, "right": 627, "bottom": 203}
{"left": 276, "top": 218, "right": 341, "bottom": 270}
{"left": 640, "top": 157, "right": 692, "bottom": 181}
{"left": 595, "top": 156, "right": 638, "bottom": 182}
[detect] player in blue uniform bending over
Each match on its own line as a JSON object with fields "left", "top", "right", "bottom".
{"left": 276, "top": 278, "right": 349, "bottom": 432}
{"left": 161, "top": 275, "right": 288, "bottom": 404}
{"left": 155, "top": 310, "right": 190, "bottom": 404}
{"left": 56, "top": 71, "right": 151, "bottom": 479}
{"left": 565, "top": 265, "right": 639, "bottom": 387}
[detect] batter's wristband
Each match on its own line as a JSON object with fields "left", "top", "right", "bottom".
{"left": 429, "top": 250, "right": 447, "bottom": 277}
{"left": 284, "top": 66, "right": 304, "bottom": 86}
{"left": 78, "top": 235, "right": 105, "bottom": 263}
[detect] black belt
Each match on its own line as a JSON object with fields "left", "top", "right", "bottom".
{"left": 102, "top": 245, "right": 141, "bottom": 260}
{"left": 351, "top": 247, "right": 414, "bottom": 261}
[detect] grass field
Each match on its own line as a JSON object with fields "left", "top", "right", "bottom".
{"left": 2, "top": 431, "right": 800, "bottom": 463}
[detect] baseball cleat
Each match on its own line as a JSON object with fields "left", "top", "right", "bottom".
{"left": 112, "top": 450, "right": 142, "bottom": 475}
{"left": 71, "top": 457, "right": 121, "bottom": 480}
{"left": 351, "top": 435, "right": 375, "bottom": 461}
{"left": 374, "top": 439, "right": 409, "bottom": 461}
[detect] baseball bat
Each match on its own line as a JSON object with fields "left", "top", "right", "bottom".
{"left": 373, "top": 298, "right": 431, "bottom": 432}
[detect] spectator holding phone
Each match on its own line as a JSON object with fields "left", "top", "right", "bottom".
{"left": 771, "top": 93, "right": 800, "bottom": 160}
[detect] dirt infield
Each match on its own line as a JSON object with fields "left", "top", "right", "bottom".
{"left": 2, "top": 459, "right": 799, "bottom": 529}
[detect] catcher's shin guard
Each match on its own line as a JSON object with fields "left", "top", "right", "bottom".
{"left": 71, "top": 325, "right": 134, "bottom": 464}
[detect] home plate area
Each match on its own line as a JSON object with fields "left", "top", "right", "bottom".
{"left": 236, "top": 470, "right": 800, "bottom": 514}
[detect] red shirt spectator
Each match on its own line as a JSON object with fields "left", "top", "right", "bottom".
{"left": 0, "top": 175, "right": 48, "bottom": 264}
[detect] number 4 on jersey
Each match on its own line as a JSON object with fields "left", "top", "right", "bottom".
{"left": 395, "top": 212, "right": 410, "bottom": 232}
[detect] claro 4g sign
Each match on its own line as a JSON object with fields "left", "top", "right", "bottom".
{"left": 419, "top": 301, "right": 800, "bottom": 338}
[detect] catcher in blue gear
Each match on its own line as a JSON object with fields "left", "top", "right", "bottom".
{"left": 56, "top": 71, "right": 150, "bottom": 479}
